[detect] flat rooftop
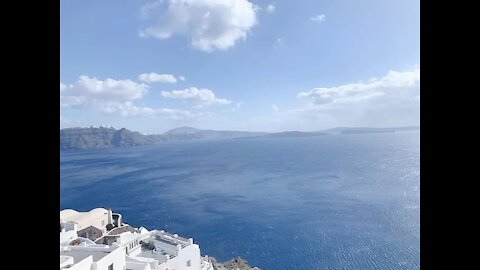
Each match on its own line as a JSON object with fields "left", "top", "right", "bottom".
{"left": 60, "top": 248, "right": 111, "bottom": 263}
{"left": 137, "top": 249, "right": 168, "bottom": 264}
{"left": 152, "top": 231, "right": 191, "bottom": 248}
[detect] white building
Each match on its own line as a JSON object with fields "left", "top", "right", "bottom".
{"left": 60, "top": 242, "right": 126, "bottom": 270}
{"left": 60, "top": 208, "right": 123, "bottom": 241}
{"left": 60, "top": 208, "right": 213, "bottom": 270}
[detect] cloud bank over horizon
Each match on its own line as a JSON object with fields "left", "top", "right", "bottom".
{"left": 60, "top": 76, "right": 207, "bottom": 121}
{"left": 60, "top": 67, "right": 419, "bottom": 132}
{"left": 251, "top": 67, "right": 420, "bottom": 131}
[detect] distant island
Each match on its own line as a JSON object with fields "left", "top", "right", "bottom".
{"left": 60, "top": 126, "right": 266, "bottom": 150}
{"left": 60, "top": 126, "right": 419, "bottom": 150}
{"left": 322, "top": 126, "right": 419, "bottom": 134}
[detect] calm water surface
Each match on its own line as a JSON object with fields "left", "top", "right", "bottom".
{"left": 60, "top": 131, "right": 420, "bottom": 270}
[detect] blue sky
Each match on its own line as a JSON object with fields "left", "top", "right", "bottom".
{"left": 60, "top": 0, "right": 420, "bottom": 133}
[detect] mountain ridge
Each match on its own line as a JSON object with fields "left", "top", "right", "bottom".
{"left": 60, "top": 126, "right": 419, "bottom": 150}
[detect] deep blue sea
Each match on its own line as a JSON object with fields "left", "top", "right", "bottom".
{"left": 60, "top": 131, "right": 420, "bottom": 270}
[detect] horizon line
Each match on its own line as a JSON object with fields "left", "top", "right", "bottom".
{"left": 59, "top": 125, "right": 420, "bottom": 134}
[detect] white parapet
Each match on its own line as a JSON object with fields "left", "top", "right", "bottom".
{"left": 61, "top": 208, "right": 206, "bottom": 270}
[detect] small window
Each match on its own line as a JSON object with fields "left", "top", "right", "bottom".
{"left": 108, "top": 263, "right": 113, "bottom": 270}
{"left": 187, "top": 260, "right": 191, "bottom": 267}
{"left": 102, "top": 220, "right": 105, "bottom": 226}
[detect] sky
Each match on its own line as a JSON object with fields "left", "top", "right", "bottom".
{"left": 60, "top": 0, "right": 420, "bottom": 134}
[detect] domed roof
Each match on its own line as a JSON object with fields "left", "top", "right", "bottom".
{"left": 90, "top": 208, "right": 108, "bottom": 214}
{"left": 60, "top": 208, "right": 110, "bottom": 230}
{"left": 60, "top": 209, "right": 78, "bottom": 220}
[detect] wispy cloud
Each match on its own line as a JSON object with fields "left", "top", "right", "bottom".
{"left": 96, "top": 103, "right": 208, "bottom": 120}
{"left": 138, "top": 73, "right": 179, "bottom": 83}
{"left": 266, "top": 3, "right": 275, "bottom": 13}
{"left": 310, "top": 14, "right": 326, "bottom": 23}
{"left": 271, "top": 104, "right": 279, "bottom": 112}
{"left": 139, "top": 0, "right": 259, "bottom": 52}
{"left": 139, "top": 0, "right": 163, "bottom": 19}
{"left": 231, "top": 101, "right": 243, "bottom": 111}
{"left": 161, "top": 87, "right": 232, "bottom": 108}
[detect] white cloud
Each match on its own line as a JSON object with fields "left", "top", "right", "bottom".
{"left": 250, "top": 67, "right": 420, "bottom": 131}
{"left": 95, "top": 102, "right": 208, "bottom": 119}
{"left": 138, "top": 73, "right": 178, "bottom": 83}
{"left": 271, "top": 104, "right": 279, "bottom": 112}
{"left": 139, "top": 0, "right": 258, "bottom": 52}
{"left": 230, "top": 101, "right": 243, "bottom": 111}
{"left": 139, "top": 0, "right": 163, "bottom": 19}
{"left": 60, "top": 75, "right": 203, "bottom": 120}
{"left": 178, "top": 76, "right": 186, "bottom": 81}
{"left": 266, "top": 3, "right": 275, "bottom": 13}
{"left": 60, "top": 76, "right": 149, "bottom": 108}
{"left": 310, "top": 14, "right": 326, "bottom": 23}
{"left": 161, "top": 87, "right": 232, "bottom": 107}
{"left": 297, "top": 68, "right": 420, "bottom": 106}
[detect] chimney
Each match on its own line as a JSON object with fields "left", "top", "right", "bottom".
{"left": 107, "top": 208, "right": 113, "bottom": 225}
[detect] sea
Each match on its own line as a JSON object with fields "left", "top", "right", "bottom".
{"left": 60, "top": 130, "right": 420, "bottom": 270}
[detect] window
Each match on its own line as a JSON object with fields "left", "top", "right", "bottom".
{"left": 108, "top": 263, "right": 113, "bottom": 270}
{"left": 187, "top": 260, "right": 191, "bottom": 267}
{"left": 102, "top": 220, "right": 105, "bottom": 226}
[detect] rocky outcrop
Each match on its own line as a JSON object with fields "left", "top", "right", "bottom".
{"left": 60, "top": 127, "right": 157, "bottom": 150}
{"left": 210, "top": 257, "right": 260, "bottom": 270}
